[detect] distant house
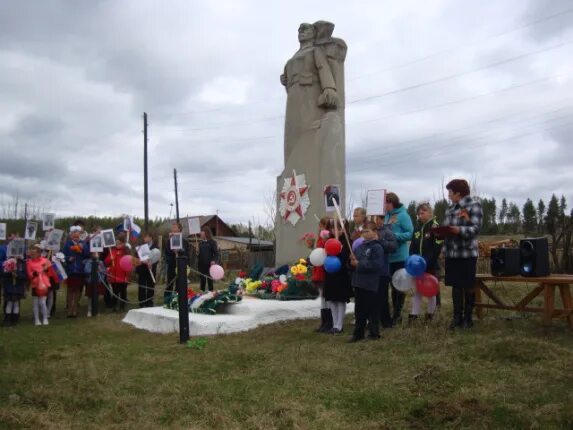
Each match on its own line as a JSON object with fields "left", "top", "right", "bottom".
{"left": 162, "top": 215, "right": 236, "bottom": 237}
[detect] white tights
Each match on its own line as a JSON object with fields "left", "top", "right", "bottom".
{"left": 33, "top": 296, "right": 48, "bottom": 324}
{"left": 327, "top": 301, "right": 347, "bottom": 330}
{"left": 4, "top": 301, "right": 20, "bottom": 314}
{"left": 410, "top": 291, "right": 436, "bottom": 316}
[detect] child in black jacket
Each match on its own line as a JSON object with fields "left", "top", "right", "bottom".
{"left": 408, "top": 203, "right": 443, "bottom": 322}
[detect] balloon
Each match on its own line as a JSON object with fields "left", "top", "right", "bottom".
{"left": 391, "top": 268, "right": 416, "bottom": 293}
{"left": 279, "top": 274, "right": 287, "bottom": 284}
{"left": 319, "top": 229, "right": 331, "bottom": 240}
{"left": 405, "top": 255, "right": 427, "bottom": 277}
{"left": 324, "top": 238, "right": 343, "bottom": 256}
{"left": 415, "top": 273, "right": 440, "bottom": 297}
{"left": 149, "top": 248, "right": 161, "bottom": 264}
{"left": 324, "top": 256, "right": 342, "bottom": 273}
{"left": 209, "top": 264, "right": 225, "bottom": 281}
{"left": 36, "top": 284, "right": 49, "bottom": 297}
{"left": 351, "top": 237, "right": 365, "bottom": 252}
{"left": 119, "top": 255, "right": 134, "bottom": 272}
{"left": 309, "top": 248, "right": 327, "bottom": 266}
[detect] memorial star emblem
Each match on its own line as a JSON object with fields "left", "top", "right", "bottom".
{"left": 279, "top": 170, "right": 310, "bottom": 226}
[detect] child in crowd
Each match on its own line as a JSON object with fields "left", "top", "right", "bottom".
{"left": 105, "top": 233, "right": 130, "bottom": 312}
{"left": 324, "top": 220, "right": 353, "bottom": 334}
{"left": 27, "top": 244, "right": 52, "bottom": 326}
{"left": 136, "top": 232, "right": 158, "bottom": 308}
{"left": 313, "top": 217, "right": 332, "bottom": 333}
{"left": 1, "top": 255, "right": 26, "bottom": 327}
{"left": 375, "top": 215, "right": 399, "bottom": 329}
{"left": 63, "top": 226, "right": 89, "bottom": 317}
{"left": 409, "top": 203, "right": 443, "bottom": 322}
{"left": 84, "top": 253, "right": 106, "bottom": 317}
{"left": 349, "top": 221, "right": 386, "bottom": 342}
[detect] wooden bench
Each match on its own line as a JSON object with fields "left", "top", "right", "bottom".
{"left": 474, "top": 274, "right": 573, "bottom": 329}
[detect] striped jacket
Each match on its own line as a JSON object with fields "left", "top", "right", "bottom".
{"left": 443, "top": 196, "right": 483, "bottom": 258}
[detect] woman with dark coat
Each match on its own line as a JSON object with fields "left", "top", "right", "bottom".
{"left": 197, "top": 227, "right": 219, "bottom": 292}
{"left": 323, "top": 220, "right": 353, "bottom": 334}
{"left": 440, "top": 179, "right": 483, "bottom": 329}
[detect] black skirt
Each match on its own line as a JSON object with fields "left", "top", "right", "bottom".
{"left": 445, "top": 257, "right": 477, "bottom": 289}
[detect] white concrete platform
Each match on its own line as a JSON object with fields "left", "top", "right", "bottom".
{"left": 122, "top": 297, "right": 354, "bottom": 336}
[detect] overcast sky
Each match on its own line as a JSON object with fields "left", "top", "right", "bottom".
{"left": 1, "top": 0, "right": 572, "bottom": 226}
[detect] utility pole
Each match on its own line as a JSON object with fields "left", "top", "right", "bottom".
{"left": 173, "top": 168, "right": 180, "bottom": 224}
{"left": 143, "top": 112, "right": 149, "bottom": 232}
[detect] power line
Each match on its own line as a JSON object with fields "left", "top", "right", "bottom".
{"left": 159, "top": 39, "right": 572, "bottom": 132}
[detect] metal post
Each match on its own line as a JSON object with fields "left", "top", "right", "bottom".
{"left": 177, "top": 253, "right": 189, "bottom": 343}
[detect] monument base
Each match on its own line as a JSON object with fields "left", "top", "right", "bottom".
{"left": 122, "top": 297, "right": 354, "bottom": 336}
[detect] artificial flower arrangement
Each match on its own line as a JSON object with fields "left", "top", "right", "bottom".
{"left": 165, "top": 286, "right": 242, "bottom": 315}
{"left": 233, "top": 258, "right": 318, "bottom": 301}
{"left": 300, "top": 232, "right": 316, "bottom": 249}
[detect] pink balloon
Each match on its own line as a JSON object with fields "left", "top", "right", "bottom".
{"left": 119, "top": 255, "right": 134, "bottom": 272}
{"left": 209, "top": 264, "right": 225, "bottom": 281}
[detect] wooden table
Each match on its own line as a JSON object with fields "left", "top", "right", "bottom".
{"left": 474, "top": 274, "right": 573, "bottom": 329}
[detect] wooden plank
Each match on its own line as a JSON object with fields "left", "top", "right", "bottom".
{"left": 515, "top": 286, "right": 544, "bottom": 310}
{"left": 558, "top": 285, "right": 573, "bottom": 330}
{"left": 480, "top": 283, "right": 507, "bottom": 307}
{"left": 475, "top": 303, "right": 545, "bottom": 313}
{"left": 475, "top": 280, "right": 484, "bottom": 320}
{"left": 477, "top": 274, "right": 573, "bottom": 284}
{"left": 543, "top": 284, "right": 555, "bottom": 326}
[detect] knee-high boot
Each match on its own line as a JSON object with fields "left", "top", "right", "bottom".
{"left": 464, "top": 289, "right": 475, "bottom": 328}
{"left": 449, "top": 288, "right": 464, "bottom": 329}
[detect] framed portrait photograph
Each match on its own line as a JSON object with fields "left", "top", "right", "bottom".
{"left": 90, "top": 234, "right": 104, "bottom": 253}
{"left": 46, "top": 229, "right": 64, "bottom": 251}
{"left": 324, "top": 184, "right": 341, "bottom": 213}
{"left": 43, "top": 213, "right": 56, "bottom": 231}
{"left": 24, "top": 221, "right": 38, "bottom": 241}
{"left": 0, "top": 223, "right": 6, "bottom": 241}
{"left": 170, "top": 232, "right": 183, "bottom": 251}
{"left": 101, "top": 229, "right": 116, "bottom": 248}
{"left": 136, "top": 243, "right": 151, "bottom": 261}
{"left": 366, "top": 189, "right": 387, "bottom": 216}
{"left": 187, "top": 217, "right": 201, "bottom": 235}
{"left": 7, "top": 238, "right": 25, "bottom": 258}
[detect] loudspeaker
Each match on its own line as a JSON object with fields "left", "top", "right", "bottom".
{"left": 490, "top": 248, "right": 521, "bottom": 276}
{"left": 520, "top": 237, "right": 550, "bottom": 277}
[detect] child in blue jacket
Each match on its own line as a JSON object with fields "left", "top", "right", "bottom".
{"left": 349, "top": 221, "right": 386, "bottom": 342}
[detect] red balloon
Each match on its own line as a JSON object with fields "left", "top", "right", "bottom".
{"left": 415, "top": 273, "right": 439, "bottom": 297}
{"left": 119, "top": 255, "right": 134, "bottom": 272}
{"left": 324, "top": 238, "right": 343, "bottom": 256}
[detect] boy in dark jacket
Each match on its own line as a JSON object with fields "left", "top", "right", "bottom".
{"left": 349, "top": 221, "right": 386, "bottom": 342}
{"left": 197, "top": 227, "right": 219, "bottom": 292}
{"left": 408, "top": 203, "right": 443, "bottom": 322}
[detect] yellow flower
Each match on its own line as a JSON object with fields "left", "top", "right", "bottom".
{"left": 298, "top": 259, "right": 307, "bottom": 265}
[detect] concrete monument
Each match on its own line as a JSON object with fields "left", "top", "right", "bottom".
{"left": 275, "top": 21, "right": 347, "bottom": 265}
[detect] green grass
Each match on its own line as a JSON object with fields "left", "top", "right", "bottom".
{"left": 1, "top": 285, "right": 573, "bottom": 429}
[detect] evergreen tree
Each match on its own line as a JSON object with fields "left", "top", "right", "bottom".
{"left": 546, "top": 194, "right": 559, "bottom": 235}
{"left": 537, "top": 199, "right": 546, "bottom": 234}
{"left": 507, "top": 203, "right": 521, "bottom": 233}
{"left": 480, "top": 197, "right": 498, "bottom": 234}
{"left": 522, "top": 198, "right": 537, "bottom": 234}
{"left": 433, "top": 199, "right": 448, "bottom": 224}
{"left": 407, "top": 201, "right": 417, "bottom": 227}
{"left": 499, "top": 198, "right": 508, "bottom": 231}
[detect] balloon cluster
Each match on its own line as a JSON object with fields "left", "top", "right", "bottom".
{"left": 392, "top": 255, "right": 439, "bottom": 297}
{"left": 309, "top": 238, "right": 343, "bottom": 273}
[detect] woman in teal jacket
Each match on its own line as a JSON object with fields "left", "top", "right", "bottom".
{"left": 384, "top": 192, "right": 414, "bottom": 325}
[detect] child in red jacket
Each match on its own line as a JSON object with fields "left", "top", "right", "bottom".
{"left": 104, "top": 233, "right": 130, "bottom": 312}
{"left": 27, "top": 245, "right": 51, "bottom": 326}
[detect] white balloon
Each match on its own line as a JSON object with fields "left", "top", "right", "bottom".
{"left": 309, "top": 248, "right": 327, "bottom": 266}
{"left": 149, "top": 248, "right": 161, "bottom": 264}
{"left": 392, "top": 268, "right": 416, "bottom": 293}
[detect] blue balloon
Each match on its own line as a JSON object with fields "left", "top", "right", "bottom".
{"left": 405, "top": 255, "right": 427, "bottom": 277}
{"left": 351, "top": 237, "right": 365, "bottom": 252}
{"left": 324, "top": 256, "right": 342, "bottom": 273}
